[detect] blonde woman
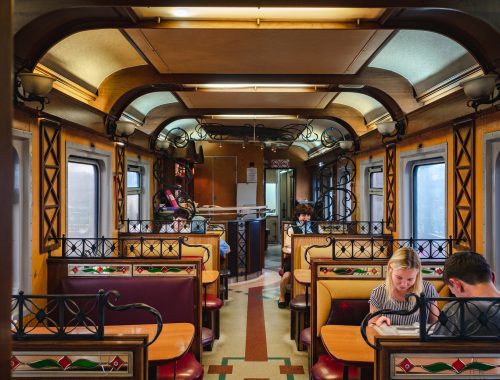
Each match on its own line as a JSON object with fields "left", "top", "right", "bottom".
{"left": 369, "top": 247, "right": 439, "bottom": 326}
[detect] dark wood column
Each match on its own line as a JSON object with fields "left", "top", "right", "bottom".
{"left": 385, "top": 144, "right": 397, "bottom": 232}
{"left": 453, "top": 117, "right": 475, "bottom": 250}
{"left": 0, "top": 0, "right": 13, "bottom": 377}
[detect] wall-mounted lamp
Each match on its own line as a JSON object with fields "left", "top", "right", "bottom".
{"left": 15, "top": 72, "right": 55, "bottom": 111}
{"left": 107, "top": 120, "right": 137, "bottom": 145}
{"left": 338, "top": 140, "right": 354, "bottom": 150}
{"left": 156, "top": 139, "right": 171, "bottom": 151}
{"left": 460, "top": 73, "right": 500, "bottom": 112}
{"left": 376, "top": 119, "right": 405, "bottom": 145}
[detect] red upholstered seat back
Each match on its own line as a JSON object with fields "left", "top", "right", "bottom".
{"left": 326, "top": 299, "right": 369, "bottom": 326}
{"left": 61, "top": 277, "right": 195, "bottom": 325}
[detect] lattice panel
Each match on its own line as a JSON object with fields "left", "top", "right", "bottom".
{"left": 385, "top": 144, "right": 396, "bottom": 232}
{"left": 453, "top": 118, "right": 475, "bottom": 250}
{"left": 115, "top": 144, "right": 126, "bottom": 228}
{"left": 40, "top": 119, "right": 61, "bottom": 252}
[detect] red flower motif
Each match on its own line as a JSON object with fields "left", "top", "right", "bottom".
{"left": 436, "top": 268, "right": 444, "bottom": 275}
{"left": 71, "top": 266, "right": 79, "bottom": 274}
{"left": 161, "top": 267, "right": 167, "bottom": 273}
{"left": 186, "top": 267, "right": 192, "bottom": 273}
{"left": 96, "top": 267, "right": 103, "bottom": 273}
{"left": 345, "top": 268, "right": 353, "bottom": 274}
{"left": 321, "top": 267, "right": 327, "bottom": 274}
{"left": 452, "top": 359, "right": 465, "bottom": 373}
{"left": 399, "top": 358, "right": 414, "bottom": 373}
{"left": 10, "top": 356, "right": 21, "bottom": 370}
{"left": 119, "top": 266, "right": 127, "bottom": 273}
{"left": 136, "top": 267, "right": 143, "bottom": 273}
{"left": 58, "top": 356, "right": 72, "bottom": 370}
{"left": 370, "top": 268, "right": 379, "bottom": 274}
{"left": 109, "top": 356, "right": 124, "bottom": 370}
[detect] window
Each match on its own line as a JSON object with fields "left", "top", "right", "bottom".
{"left": 399, "top": 143, "right": 447, "bottom": 240}
{"left": 67, "top": 158, "right": 99, "bottom": 238}
{"left": 369, "top": 167, "right": 384, "bottom": 225}
{"left": 12, "top": 133, "right": 32, "bottom": 295}
{"left": 412, "top": 161, "right": 446, "bottom": 239}
{"left": 127, "top": 166, "right": 142, "bottom": 221}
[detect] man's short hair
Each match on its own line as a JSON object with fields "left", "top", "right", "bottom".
{"left": 443, "top": 251, "right": 492, "bottom": 285}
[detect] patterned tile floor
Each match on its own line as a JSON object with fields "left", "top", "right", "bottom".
{"left": 202, "top": 270, "right": 308, "bottom": 379}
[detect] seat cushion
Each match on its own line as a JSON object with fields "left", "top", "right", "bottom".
{"left": 157, "top": 352, "right": 204, "bottom": 380}
{"left": 300, "top": 327, "right": 311, "bottom": 346}
{"left": 202, "top": 327, "right": 214, "bottom": 346}
{"left": 326, "top": 299, "right": 369, "bottom": 325}
{"left": 203, "top": 294, "right": 223, "bottom": 310}
{"left": 311, "top": 355, "right": 361, "bottom": 380}
{"left": 290, "top": 294, "right": 310, "bottom": 311}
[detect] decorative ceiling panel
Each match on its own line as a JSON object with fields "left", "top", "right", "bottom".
{"left": 332, "top": 92, "right": 386, "bottom": 123}
{"left": 40, "top": 29, "right": 146, "bottom": 92}
{"left": 125, "top": 29, "right": 391, "bottom": 74}
{"left": 177, "top": 91, "right": 336, "bottom": 109}
{"left": 369, "top": 30, "right": 477, "bottom": 95}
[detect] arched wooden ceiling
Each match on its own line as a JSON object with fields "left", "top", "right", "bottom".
{"left": 13, "top": 2, "right": 500, "bottom": 155}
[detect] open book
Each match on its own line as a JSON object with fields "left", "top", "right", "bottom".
{"left": 374, "top": 324, "right": 420, "bottom": 336}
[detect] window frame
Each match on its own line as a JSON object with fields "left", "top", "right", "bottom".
{"left": 67, "top": 156, "right": 101, "bottom": 238}
{"left": 127, "top": 165, "right": 142, "bottom": 221}
{"left": 368, "top": 166, "right": 384, "bottom": 223}
{"left": 359, "top": 158, "right": 385, "bottom": 224}
{"left": 12, "top": 130, "right": 32, "bottom": 295}
{"left": 398, "top": 143, "right": 447, "bottom": 239}
{"left": 126, "top": 157, "right": 150, "bottom": 221}
{"left": 65, "top": 142, "right": 112, "bottom": 238}
{"left": 410, "top": 158, "right": 446, "bottom": 240}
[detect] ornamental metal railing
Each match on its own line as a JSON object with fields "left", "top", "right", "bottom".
{"left": 48, "top": 235, "right": 210, "bottom": 263}
{"left": 122, "top": 218, "right": 225, "bottom": 236}
{"left": 11, "top": 290, "right": 162, "bottom": 346}
{"left": 361, "top": 293, "right": 500, "bottom": 349}
{"left": 304, "top": 236, "right": 456, "bottom": 264}
{"left": 284, "top": 220, "right": 389, "bottom": 236}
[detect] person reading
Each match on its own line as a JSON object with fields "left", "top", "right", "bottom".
{"left": 369, "top": 247, "right": 439, "bottom": 326}
{"left": 434, "top": 251, "right": 500, "bottom": 336}
{"left": 278, "top": 204, "right": 320, "bottom": 308}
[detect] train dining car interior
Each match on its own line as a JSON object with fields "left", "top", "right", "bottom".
{"left": 2, "top": 1, "right": 500, "bottom": 379}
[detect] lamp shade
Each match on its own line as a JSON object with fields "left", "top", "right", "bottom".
{"left": 376, "top": 121, "right": 397, "bottom": 136}
{"left": 460, "top": 74, "right": 498, "bottom": 100}
{"left": 115, "top": 121, "right": 136, "bottom": 137}
{"left": 18, "top": 73, "right": 55, "bottom": 97}
{"left": 338, "top": 140, "right": 353, "bottom": 150}
{"left": 156, "top": 139, "right": 170, "bottom": 150}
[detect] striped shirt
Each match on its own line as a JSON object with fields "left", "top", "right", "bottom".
{"left": 369, "top": 281, "right": 438, "bottom": 325}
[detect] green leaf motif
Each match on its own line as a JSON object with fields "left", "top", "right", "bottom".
{"left": 167, "top": 268, "right": 182, "bottom": 272}
{"left": 422, "top": 269, "right": 433, "bottom": 274}
{"left": 422, "top": 362, "right": 455, "bottom": 373}
{"left": 463, "top": 362, "right": 496, "bottom": 372}
{"left": 70, "top": 359, "right": 100, "bottom": 369}
{"left": 145, "top": 268, "right": 162, "bottom": 273}
{"left": 28, "top": 359, "right": 61, "bottom": 369}
{"left": 353, "top": 269, "right": 368, "bottom": 274}
{"left": 102, "top": 268, "right": 116, "bottom": 273}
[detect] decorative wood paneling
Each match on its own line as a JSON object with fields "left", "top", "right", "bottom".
{"left": 385, "top": 144, "right": 397, "bottom": 232}
{"left": 453, "top": 117, "right": 475, "bottom": 250}
{"left": 40, "top": 119, "right": 61, "bottom": 252}
{"left": 115, "top": 144, "right": 125, "bottom": 228}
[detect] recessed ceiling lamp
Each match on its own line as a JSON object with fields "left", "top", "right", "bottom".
{"left": 208, "top": 114, "right": 299, "bottom": 120}
{"left": 171, "top": 8, "right": 191, "bottom": 17}
{"left": 188, "top": 84, "right": 327, "bottom": 92}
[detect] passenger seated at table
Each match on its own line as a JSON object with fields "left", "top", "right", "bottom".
{"left": 192, "top": 215, "right": 231, "bottom": 258}
{"left": 434, "top": 251, "right": 500, "bottom": 336}
{"left": 161, "top": 208, "right": 191, "bottom": 233}
{"left": 369, "top": 247, "right": 439, "bottom": 326}
{"left": 278, "top": 204, "right": 321, "bottom": 308}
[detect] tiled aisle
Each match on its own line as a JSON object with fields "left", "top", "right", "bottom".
{"left": 202, "top": 270, "right": 308, "bottom": 379}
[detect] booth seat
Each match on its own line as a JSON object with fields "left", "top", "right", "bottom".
{"left": 62, "top": 276, "right": 196, "bottom": 326}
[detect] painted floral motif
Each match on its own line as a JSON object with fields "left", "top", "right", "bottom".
{"left": 396, "top": 357, "right": 497, "bottom": 374}
{"left": 11, "top": 355, "right": 126, "bottom": 372}
{"left": 319, "top": 266, "right": 381, "bottom": 277}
